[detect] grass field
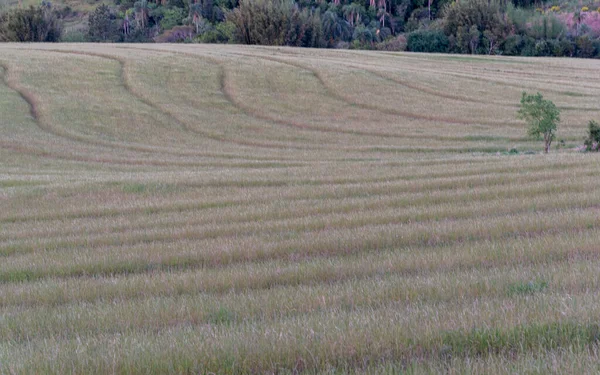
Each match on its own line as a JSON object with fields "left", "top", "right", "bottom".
{"left": 1, "top": 44, "right": 600, "bottom": 374}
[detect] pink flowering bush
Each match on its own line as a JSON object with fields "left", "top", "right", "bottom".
{"left": 556, "top": 11, "right": 600, "bottom": 37}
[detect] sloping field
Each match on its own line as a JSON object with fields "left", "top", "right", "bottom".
{"left": 2, "top": 44, "right": 600, "bottom": 373}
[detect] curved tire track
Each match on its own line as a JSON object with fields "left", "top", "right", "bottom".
{"left": 240, "top": 52, "right": 521, "bottom": 127}
{"left": 47, "top": 48, "right": 330, "bottom": 153}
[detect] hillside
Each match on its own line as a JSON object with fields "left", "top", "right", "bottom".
{"left": 2, "top": 44, "right": 600, "bottom": 373}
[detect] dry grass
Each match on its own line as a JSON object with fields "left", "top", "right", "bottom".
{"left": 1, "top": 44, "right": 600, "bottom": 374}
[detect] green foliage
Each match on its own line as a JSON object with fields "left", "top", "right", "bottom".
{"left": 441, "top": 321, "right": 600, "bottom": 357}
{"left": 553, "top": 38, "right": 575, "bottom": 57}
{"left": 189, "top": 0, "right": 224, "bottom": 23}
{"left": 159, "top": 7, "right": 185, "bottom": 30}
{"left": 506, "top": 280, "right": 548, "bottom": 296}
{"left": 443, "top": 0, "right": 509, "bottom": 54}
{"left": 321, "top": 9, "right": 352, "bottom": 47}
{"left": 122, "top": 183, "right": 147, "bottom": 194}
{"left": 501, "top": 34, "right": 524, "bottom": 55}
{"left": 528, "top": 13, "right": 565, "bottom": 40}
{"left": 407, "top": 29, "right": 449, "bottom": 52}
{"left": 298, "top": 8, "right": 324, "bottom": 48}
{"left": 584, "top": 120, "right": 600, "bottom": 152}
{"left": 517, "top": 92, "right": 560, "bottom": 153}
{"left": 575, "top": 35, "right": 596, "bottom": 58}
{"left": 352, "top": 24, "right": 378, "bottom": 46}
{"left": 0, "top": 5, "right": 63, "bottom": 42}
{"left": 1, "top": 0, "right": 598, "bottom": 54}
{"left": 195, "top": 20, "right": 234, "bottom": 43}
{"left": 207, "top": 307, "right": 235, "bottom": 325}
{"left": 226, "top": 0, "right": 324, "bottom": 47}
{"left": 534, "top": 39, "right": 552, "bottom": 56}
{"left": 88, "top": 4, "right": 118, "bottom": 42}
{"left": 504, "top": 3, "right": 531, "bottom": 34}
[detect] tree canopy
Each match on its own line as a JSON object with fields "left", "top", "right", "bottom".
{"left": 517, "top": 92, "right": 560, "bottom": 153}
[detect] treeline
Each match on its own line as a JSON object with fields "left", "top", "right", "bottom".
{"left": 1, "top": 0, "right": 600, "bottom": 58}
{"left": 409, "top": 0, "right": 600, "bottom": 57}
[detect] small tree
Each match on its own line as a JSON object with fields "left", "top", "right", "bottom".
{"left": 517, "top": 92, "right": 560, "bottom": 153}
{"left": 88, "top": 4, "right": 116, "bottom": 42}
{"left": 584, "top": 120, "right": 600, "bottom": 152}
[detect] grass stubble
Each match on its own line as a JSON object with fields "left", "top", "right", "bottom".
{"left": 1, "top": 44, "right": 600, "bottom": 374}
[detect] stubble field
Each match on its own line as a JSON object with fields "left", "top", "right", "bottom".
{"left": 1, "top": 44, "right": 600, "bottom": 374}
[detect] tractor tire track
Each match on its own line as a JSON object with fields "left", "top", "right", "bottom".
{"left": 128, "top": 47, "right": 485, "bottom": 140}
{"left": 125, "top": 46, "right": 533, "bottom": 142}
{"left": 46, "top": 48, "right": 328, "bottom": 153}
{"left": 234, "top": 52, "right": 519, "bottom": 127}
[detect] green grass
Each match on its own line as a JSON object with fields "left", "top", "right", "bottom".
{"left": 507, "top": 279, "right": 549, "bottom": 296}
{"left": 1, "top": 44, "right": 600, "bottom": 373}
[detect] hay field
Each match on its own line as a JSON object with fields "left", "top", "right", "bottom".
{"left": 1, "top": 44, "right": 600, "bottom": 374}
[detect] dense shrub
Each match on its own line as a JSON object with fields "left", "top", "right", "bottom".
{"left": 407, "top": 29, "right": 449, "bottom": 52}
{"left": 575, "top": 35, "right": 596, "bottom": 57}
{"left": 352, "top": 24, "right": 377, "bottom": 47}
{"left": 501, "top": 34, "right": 524, "bottom": 55}
{"left": 553, "top": 38, "right": 575, "bottom": 56}
{"left": 226, "top": 0, "right": 324, "bottom": 47}
{"left": 321, "top": 9, "right": 352, "bottom": 47}
{"left": 534, "top": 39, "right": 552, "bottom": 56}
{"left": 584, "top": 120, "right": 600, "bottom": 151}
{"left": 375, "top": 34, "right": 407, "bottom": 51}
{"left": 0, "top": 5, "right": 63, "bottom": 42}
{"left": 527, "top": 13, "right": 565, "bottom": 40}
{"left": 195, "top": 21, "right": 235, "bottom": 43}
{"left": 88, "top": 4, "right": 119, "bottom": 41}
{"left": 442, "top": 0, "right": 510, "bottom": 54}
{"left": 158, "top": 7, "right": 186, "bottom": 30}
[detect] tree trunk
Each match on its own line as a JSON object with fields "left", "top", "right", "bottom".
{"left": 428, "top": 0, "right": 431, "bottom": 20}
{"left": 544, "top": 135, "right": 551, "bottom": 153}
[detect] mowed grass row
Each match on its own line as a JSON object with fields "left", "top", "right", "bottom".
{"left": 0, "top": 154, "right": 595, "bottom": 224}
{"left": 2, "top": 176, "right": 600, "bottom": 266}
{"left": 2, "top": 44, "right": 600, "bottom": 373}
{"left": 2, "top": 230, "right": 599, "bottom": 308}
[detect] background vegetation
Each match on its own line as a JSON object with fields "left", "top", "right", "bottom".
{"left": 2, "top": 0, "right": 600, "bottom": 57}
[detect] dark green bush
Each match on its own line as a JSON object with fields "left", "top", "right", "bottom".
{"left": 501, "top": 34, "right": 524, "bottom": 55}
{"left": 321, "top": 9, "right": 352, "bottom": 47}
{"left": 0, "top": 5, "right": 63, "bottom": 42}
{"left": 575, "top": 36, "right": 596, "bottom": 58}
{"left": 88, "top": 4, "right": 119, "bottom": 42}
{"left": 534, "top": 39, "right": 552, "bottom": 56}
{"left": 553, "top": 39, "right": 575, "bottom": 57}
{"left": 519, "top": 35, "right": 537, "bottom": 56}
{"left": 584, "top": 120, "right": 600, "bottom": 152}
{"left": 195, "top": 21, "right": 235, "bottom": 43}
{"left": 159, "top": 7, "right": 185, "bottom": 30}
{"left": 407, "top": 29, "right": 449, "bottom": 52}
{"left": 226, "top": 0, "right": 324, "bottom": 47}
{"left": 442, "top": 0, "right": 509, "bottom": 50}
